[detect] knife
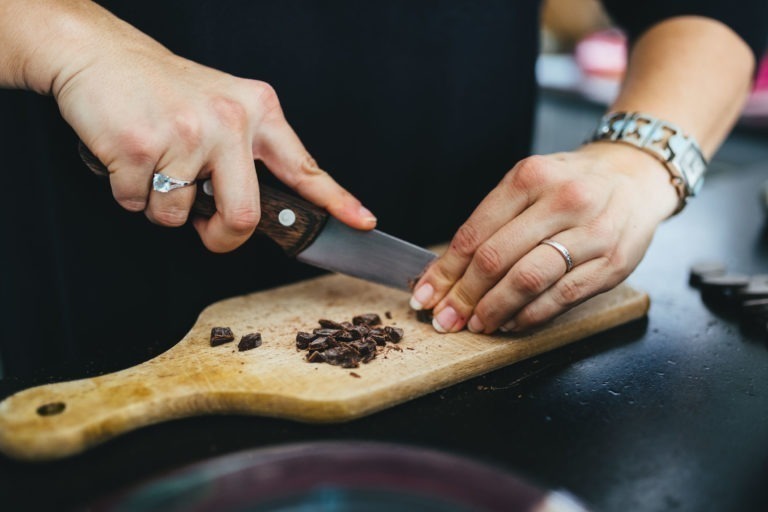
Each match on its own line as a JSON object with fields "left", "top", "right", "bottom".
{"left": 78, "top": 142, "right": 436, "bottom": 291}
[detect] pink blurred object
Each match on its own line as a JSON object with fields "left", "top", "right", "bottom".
{"left": 574, "top": 29, "right": 626, "bottom": 79}
{"left": 571, "top": 30, "right": 768, "bottom": 123}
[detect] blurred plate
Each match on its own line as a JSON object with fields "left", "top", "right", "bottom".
{"left": 92, "top": 442, "right": 587, "bottom": 512}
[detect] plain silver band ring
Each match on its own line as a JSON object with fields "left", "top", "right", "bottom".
{"left": 152, "top": 173, "right": 194, "bottom": 193}
{"left": 540, "top": 239, "right": 574, "bottom": 273}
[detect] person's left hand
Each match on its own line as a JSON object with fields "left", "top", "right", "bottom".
{"left": 409, "top": 142, "right": 679, "bottom": 334}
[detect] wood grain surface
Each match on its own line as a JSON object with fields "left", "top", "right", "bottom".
{"left": 0, "top": 274, "right": 648, "bottom": 461}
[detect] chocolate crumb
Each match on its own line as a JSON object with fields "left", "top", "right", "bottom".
{"left": 350, "top": 372, "right": 361, "bottom": 378}
{"left": 296, "top": 332, "right": 315, "bottom": 350}
{"left": 238, "top": 332, "right": 262, "bottom": 351}
{"left": 385, "top": 311, "right": 392, "bottom": 319}
{"left": 210, "top": 327, "right": 235, "bottom": 346}
{"left": 318, "top": 319, "right": 344, "bottom": 329}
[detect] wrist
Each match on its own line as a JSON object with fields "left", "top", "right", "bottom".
{"left": 577, "top": 142, "right": 679, "bottom": 220}
{"left": 587, "top": 111, "right": 708, "bottom": 215}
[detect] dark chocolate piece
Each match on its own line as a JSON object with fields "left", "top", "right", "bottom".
{"left": 238, "top": 332, "right": 262, "bottom": 351}
{"left": 701, "top": 274, "right": 751, "bottom": 308}
{"left": 350, "top": 372, "right": 362, "bottom": 378}
{"left": 738, "top": 276, "right": 768, "bottom": 301}
{"left": 308, "top": 336, "right": 335, "bottom": 352}
{"left": 318, "top": 319, "right": 344, "bottom": 329}
{"left": 306, "top": 351, "right": 326, "bottom": 363}
{"left": 416, "top": 309, "right": 433, "bottom": 324}
{"left": 369, "top": 334, "right": 387, "bottom": 346}
{"left": 353, "top": 313, "right": 381, "bottom": 326}
{"left": 385, "top": 311, "right": 392, "bottom": 319}
{"left": 313, "top": 328, "right": 342, "bottom": 338}
{"left": 323, "top": 346, "right": 360, "bottom": 368}
{"left": 689, "top": 261, "right": 727, "bottom": 287}
{"left": 296, "top": 331, "right": 315, "bottom": 350}
{"left": 210, "top": 327, "right": 235, "bottom": 346}
{"left": 384, "top": 326, "right": 404, "bottom": 342}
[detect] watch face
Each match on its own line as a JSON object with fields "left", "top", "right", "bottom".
{"left": 92, "top": 442, "right": 554, "bottom": 512}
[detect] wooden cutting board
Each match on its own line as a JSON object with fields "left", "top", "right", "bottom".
{"left": 0, "top": 274, "right": 648, "bottom": 461}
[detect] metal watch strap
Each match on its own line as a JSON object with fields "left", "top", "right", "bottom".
{"left": 590, "top": 112, "right": 708, "bottom": 213}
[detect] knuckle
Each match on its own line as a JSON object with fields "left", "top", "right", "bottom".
{"left": 151, "top": 207, "right": 189, "bottom": 227}
{"left": 554, "top": 278, "right": 583, "bottom": 307}
{"left": 588, "top": 214, "right": 615, "bottom": 241}
{"left": 451, "top": 223, "right": 481, "bottom": 258}
{"left": 513, "top": 265, "right": 548, "bottom": 296}
{"left": 172, "top": 112, "right": 204, "bottom": 149}
{"left": 473, "top": 243, "right": 504, "bottom": 277}
{"left": 222, "top": 206, "right": 261, "bottom": 234}
{"left": 210, "top": 96, "right": 249, "bottom": 131}
{"left": 250, "top": 80, "right": 282, "bottom": 117}
{"left": 511, "top": 155, "right": 551, "bottom": 189}
{"left": 553, "top": 180, "right": 592, "bottom": 214}
{"left": 115, "top": 130, "right": 162, "bottom": 167}
{"left": 608, "top": 249, "right": 630, "bottom": 275}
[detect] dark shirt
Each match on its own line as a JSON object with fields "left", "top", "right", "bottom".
{"left": 0, "top": 1, "right": 764, "bottom": 379}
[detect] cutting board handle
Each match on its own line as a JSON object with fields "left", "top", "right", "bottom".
{"left": 0, "top": 353, "right": 223, "bottom": 461}
{"left": 78, "top": 141, "right": 329, "bottom": 256}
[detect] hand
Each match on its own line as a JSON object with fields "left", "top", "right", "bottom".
{"left": 50, "top": 10, "right": 375, "bottom": 252}
{"left": 410, "top": 143, "right": 678, "bottom": 333}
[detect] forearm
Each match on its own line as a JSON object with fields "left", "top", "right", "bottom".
{"left": 0, "top": 0, "right": 167, "bottom": 95}
{"left": 609, "top": 16, "right": 755, "bottom": 157}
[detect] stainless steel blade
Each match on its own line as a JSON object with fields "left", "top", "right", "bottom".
{"left": 296, "top": 218, "right": 437, "bottom": 291}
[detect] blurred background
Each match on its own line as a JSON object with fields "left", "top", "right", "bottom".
{"left": 539, "top": 0, "right": 768, "bottom": 125}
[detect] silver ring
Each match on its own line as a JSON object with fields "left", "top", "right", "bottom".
{"left": 539, "top": 239, "right": 574, "bottom": 273}
{"left": 152, "top": 173, "right": 194, "bottom": 193}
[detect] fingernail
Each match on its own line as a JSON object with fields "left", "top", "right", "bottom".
{"left": 409, "top": 283, "right": 434, "bottom": 310}
{"left": 358, "top": 206, "right": 377, "bottom": 224}
{"left": 433, "top": 306, "right": 459, "bottom": 333}
{"left": 467, "top": 315, "right": 485, "bottom": 334}
{"left": 498, "top": 320, "right": 517, "bottom": 333}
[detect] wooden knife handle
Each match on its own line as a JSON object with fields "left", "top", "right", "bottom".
{"left": 78, "top": 141, "right": 328, "bottom": 256}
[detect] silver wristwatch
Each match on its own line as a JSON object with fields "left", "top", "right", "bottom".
{"left": 589, "top": 111, "right": 708, "bottom": 213}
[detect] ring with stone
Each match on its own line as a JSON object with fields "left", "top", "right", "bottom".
{"left": 539, "top": 239, "right": 574, "bottom": 273}
{"left": 152, "top": 173, "right": 194, "bottom": 193}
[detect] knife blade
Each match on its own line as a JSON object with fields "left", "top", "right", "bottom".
{"left": 79, "top": 142, "right": 436, "bottom": 291}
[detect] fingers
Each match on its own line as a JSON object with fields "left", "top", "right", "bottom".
{"left": 254, "top": 98, "right": 377, "bottom": 231}
{"left": 409, "top": 160, "right": 543, "bottom": 312}
{"left": 192, "top": 136, "right": 260, "bottom": 252}
{"left": 466, "top": 231, "right": 611, "bottom": 334}
{"left": 497, "top": 258, "right": 614, "bottom": 333}
{"left": 427, "top": 202, "right": 568, "bottom": 332}
{"left": 144, "top": 156, "right": 201, "bottom": 227}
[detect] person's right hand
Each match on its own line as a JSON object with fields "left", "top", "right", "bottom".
{"left": 49, "top": 5, "right": 376, "bottom": 252}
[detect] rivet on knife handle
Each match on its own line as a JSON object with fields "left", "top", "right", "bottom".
{"left": 77, "top": 141, "right": 329, "bottom": 257}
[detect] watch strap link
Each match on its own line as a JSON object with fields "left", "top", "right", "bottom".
{"left": 591, "top": 112, "right": 708, "bottom": 213}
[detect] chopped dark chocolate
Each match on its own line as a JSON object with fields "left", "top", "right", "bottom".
{"left": 210, "top": 327, "right": 235, "bottom": 346}
{"left": 295, "top": 331, "right": 315, "bottom": 350}
{"left": 313, "top": 328, "right": 342, "bottom": 338}
{"left": 238, "top": 332, "right": 262, "bottom": 351}
{"left": 384, "top": 326, "right": 404, "bottom": 342}
{"left": 323, "top": 346, "right": 360, "bottom": 368}
{"left": 369, "top": 334, "right": 388, "bottom": 346}
{"left": 297, "top": 313, "right": 405, "bottom": 369}
{"left": 307, "top": 351, "right": 326, "bottom": 363}
{"left": 318, "top": 319, "right": 344, "bottom": 329}
{"left": 385, "top": 311, "right": 393, "bottom": 319}
{"left": 416, "top": 309, "right": 433, "bottom": 324}
{"left": 350, "top": 372, "right": 362, "bottom": 378}
{"left": 308, "top": 336, "right": 335, "bottom": 352}
{"left": 353, "top": 313, "right": 381, "bottom": 326}
{"left": 689, "top": 261, "right": 727, "bottom": 287}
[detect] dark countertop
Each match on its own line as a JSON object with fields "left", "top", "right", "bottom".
{"left": 2, "top": 94, "right": 767, "bottom": 512}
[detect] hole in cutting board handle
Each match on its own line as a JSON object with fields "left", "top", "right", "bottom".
{"left": 37, "top": 402, "right": 66, "bottom": 416}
